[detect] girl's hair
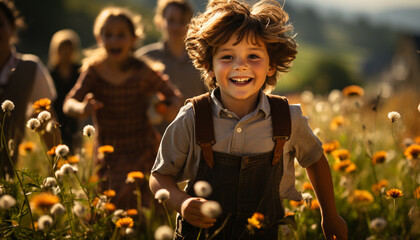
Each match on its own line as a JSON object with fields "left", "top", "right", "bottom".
{"left": 0, "top": 0, "right": 25, "bottom": 44}
{"left": 48, "top": 29, "right": 81, "bottom": 69}
{"left": 154, "top": 0, "right": 194, "bottom": 28}
{"left": 81, "top": 6, "right": 144, "bottom": 72}
{"left": 185, "top": 0, "right": 298, "bottom": 91}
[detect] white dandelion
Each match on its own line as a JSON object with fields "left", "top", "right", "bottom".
{"left": 26, "top": 118, "right": 41, "bottom": 131}
{"left": 328, "top": 89, "right": 343, "bottom": 103}
{"left": 387, "top": 111, "right": 401, "bottom": 123}
{"left": 83, "top": 125, "right": 96, "bottom": 137}
{"left": 125, "top": 227, "right": 135, "bottom": 237}
{"left": 0, "top": 194, "right": 16, "bottom": 210}
{"left": 72, "top": 202, "right": 85, "bottom": 217}
{"left": 0, "top": 185, "right": 4, "bottom": 195}
{"left": 55, "top": 169, "right": 64, "bottom": 180}
{"left": 42, "top": 177, "right": 57, "bottom": 188}
{"left": 370, "top": 217, "right": 387, "bottom": 233}
{"left": 300, "top": 90, "right": 314, "bottom": 104}
{"left": 200, "top": 200, "right": 222, "bottom": 218}
{"left": 37, "top": 110, "right": 51, "bottom": 123}
{"left": 1, "top": 100, "right": 14, "bottom": 113}
{"left": 55, "top": 144, "right": 70, "bottom": 158}
{"left": 154, "top": 225, "right": 174, "bottom": 240}
{"left": 155, "top": 189, "right": 170, "bottom": 203}
{"left": 38, "top": 215, "right": 53, "bottom": 231}
{"left": 50, "top": 203, "right": 66, "bottom": 216}
{"left": 60, "top": 163, "right": 75, "bottom": 175}
{"left": 194, "top": 181, "right": 212, "bottom": 198}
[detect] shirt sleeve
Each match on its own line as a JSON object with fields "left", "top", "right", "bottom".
{"left": 288, "top": 104, "right": 323, "bottom": 168}
{"left": 65, "top": 67, "right": 95, "bottom": 102}
{"left": 28, "top": 55, "right": 57, "bottom": 103}
{"left": 151, "top": 103, "right": 198, "bottom": 181}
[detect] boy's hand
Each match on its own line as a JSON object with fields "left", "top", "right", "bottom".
{"left": 321, "top": 214, "right": 348, "bottom": 240}
{"left": 180, "top": 197, "right": 216, "bottom": 228}
{"left": 83, "top": 93, "right": 103, "bottom": 116}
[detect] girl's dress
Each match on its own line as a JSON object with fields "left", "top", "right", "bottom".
{"left": 66, "top": 61, "right": 178, "bottom": 208}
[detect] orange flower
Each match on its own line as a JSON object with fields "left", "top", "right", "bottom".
{"left": 67, "top": 155, "right": 79, "bottom": 164}
{"left": 302, "top": 182, "right": 313, "bottom": 191}
{"left": 92, "top": 197, "right": 100, "bottom": 206}
{"left": 372, "top": 180, "right": 389, "bottom": 196}
{"left": 32, "top": 98, "right": 51, "bottom": 113}
{"left": 105, "top": 203, "right": 116, "bottom": 212}
{"left": 126, "top": 171, "right": 145, "bottom": 183}
{"left": 247, "top": 212, "right": 264, "bottom": 230}
{"left": 89, "top": 175, "right": 99, "bottom": 183}
{"left": 126, "top": 209, "right": 138, "bottom": 216}
{"left": 305, "top": 198, "right": 320, "bottom": 210}
{"left": 415, "top": 136, "right": 420, "bottom": 145}
{"left": 289, "top": 200, "right": 304, "bottom": 208}
{"left": 30, "top": 193, "right": 60, "bottom": 210}
{"left": 348, "top": 190, "right": 374, "bottom": 204}
{"left": 404, "top": 144, "right": 420, "bottom": 160}
{"left": 372, "top": 151, "right": 387, "bottom": 164}
{"left": 333, "top": 159, "right": 352, "bottom": 172}
{"left": 323, "top": 140, "right": 339, "bottom": 154}
{"left": 155, "top": 102, "right": 168, "bottom": 115}
{"left": 47, "top": 146, "right": 57, "bottom": 156}
{"left": 332, "top": 149, "right": 350, "bottom": 161}
{"left": 345, "top": 163, "right": 357, "bottom": 173}
{"left": 98, "top": 145, "right": 114, "bottom": 154}
{"left": 116, "top": 217, "right": 134, "bottom": 228}
{"left": 103, "top": 189, "right": 116, "bottom": 198}
{"left": 342, "top": 85, "right": 364, "bottom": 97}
{"left": 330, "top": 116, "right": 344, "bottom": 131}
{"left": 19, "top": 141, "right": 35, "bottom": 152}
{"left": 386, "top": 188, "right": 403, "bottom": 199}
{"left": 414, "top": 186, "right": 420, "bottom": 199}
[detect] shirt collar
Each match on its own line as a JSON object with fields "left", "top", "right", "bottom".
{"left": 210, "top": 88, "right": 271, "bottom": 119}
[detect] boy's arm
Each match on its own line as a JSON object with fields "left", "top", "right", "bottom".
{"left": 149, "top": 172, "right": 216, "bottom": 228}
{"left": 305, "top": 154, "right": 348, "bottom": 240}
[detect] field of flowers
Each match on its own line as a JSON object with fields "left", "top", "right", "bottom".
{"left": 0, "top": 85, "right": 419, "bottom": 240}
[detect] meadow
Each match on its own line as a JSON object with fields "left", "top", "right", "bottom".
{"left": 0, "top": 85, "right": 419, "bottom": 240}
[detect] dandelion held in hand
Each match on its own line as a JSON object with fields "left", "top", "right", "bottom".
{"left": 154, "top": 225, "right": 174, "bottom": 240}
{"left": 194, "top": 180, "right": 212, "bottom": 198}
{"left": 1, "top": 100, "right": 14, "bottom": 113}
{"left": 387, "top": 111, "right": 401, "bottom": 123}
{"left": 83, "top": 124, "right": 96, "bottom": 137}
{"left": 26, "top": 118, "right": 41, "bottom": 131}
{"left": 200, "top": 200, "right": 222, "bottom": 218}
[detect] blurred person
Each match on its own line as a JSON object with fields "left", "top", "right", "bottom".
{"left": 136, "top": 0, "right": 206, "bottom": 134}
{"left": 0, "top": 0, "right": 58, "bottom": 178}
{"left": 48, "top": 29, "right": 81, "bottom": 150}
{"left": 63, "top": 6, "right": 183, "bottom": 209}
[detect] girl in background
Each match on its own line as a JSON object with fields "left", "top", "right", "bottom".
{"left": 63, "top": 6, "right": 182, "bottom": 209}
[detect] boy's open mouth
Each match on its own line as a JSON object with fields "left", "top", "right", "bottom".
{"left": 230, "top": 77, "right": 252, "bottom": 84}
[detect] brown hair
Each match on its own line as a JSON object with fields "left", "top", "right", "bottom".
{"left": 185, "top": 0, "right": 297, "bottom": 91}
{"left": 0, "top": 0, "right": 25, "bottom": 44}
{"left": 154, "top": 0, "right": 194, "bottom": 28}
{"left": 48, "top": 29, "right": 81, "bottom": 68}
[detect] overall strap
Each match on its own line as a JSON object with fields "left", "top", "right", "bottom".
{"left": 185, "top": 92, "right": 215, "bottom": 168}
{"left": 267, "top": 94, "right": 291, "bottom": 166}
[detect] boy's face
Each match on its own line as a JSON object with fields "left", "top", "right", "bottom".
{"left": 210, "top": 35, "right": 275, "bottom": 106}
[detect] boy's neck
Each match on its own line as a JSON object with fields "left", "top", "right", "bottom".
{"left": 215, "top": 89, "right": 260, "bottom": 119}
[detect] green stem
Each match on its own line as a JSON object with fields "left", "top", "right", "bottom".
{"left": 162, "top": 202, "right": 173, "bottom": 229}
{"left": 196, "top": 227, "right": 202, "bottom": 240}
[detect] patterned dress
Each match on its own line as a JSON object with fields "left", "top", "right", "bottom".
{"left": 66, "top": 60, "right": 177, "bottom": 208}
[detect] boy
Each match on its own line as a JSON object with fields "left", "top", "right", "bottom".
{"left": 149, "top": 0, "right": 348, "bottom": 239}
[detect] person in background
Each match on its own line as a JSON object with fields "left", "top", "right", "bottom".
{"left": 48, "top": 29, "right": 81, "bottom": 150}
{"left": 0, "top": 0, "right": 58, "bottom": 178}
{"left": 136, "top": 0, "right": 206, "bottom": 134}
{"left": 63, "top": 6, "right": 183, "bottom": 209}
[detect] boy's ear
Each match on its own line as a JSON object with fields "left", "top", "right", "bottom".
{"left": 267, "top": 66, "right": 276, "bottom": 77}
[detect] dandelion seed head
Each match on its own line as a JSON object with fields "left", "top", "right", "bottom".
{"left": 42, "top": 177, "right": 57, "bottom": 188}
{"left": 1, "top": 100, "right": 14, "bottom": 112}
{"left": 55, "top": 144, "right": 70, "bottom": 158}
{"left": 112, "top": 209, "right": 126, "bottom": 222}
{"left": 369, "top": 217, "right": 387, "bottom": 233}
{"left": 38, "top": 215, "right": 53, "bottom": 231}
{"left": 55, "top": 169, "right": 64, "bottom": 179}
{"left": 60, "top": 163, "right": 74, "bottom": 175}
{"left": 328, "top": 89, "right": 343, "bottom": 103}
{"left": 387, "top": 111, "right": 401, "bottom": 122}
{"left": 50, "top": 203, "right": 66, "bottom": 215}
{"left": 200, "top": 200, "right": 222, "bottom": 218}
{"left": 155, "top": 189, "right": 170, "bottom": 203}
{"left": 45, "top": 120, "right": 57, "bottom": 133}
{"left": 300, "top": 90, "right": 314, "bottom": 103}
{"left": 154, "top": 225, "right": 174, "bottom": 240}
{"left": 72, "top": 202, "right": 85, "bottom": 217}
{"left": 26, "top": 118, "right": 41, "bottom": 131}
{"left": 0, "top": 194, "right": 16, "bottom": 210}
{"left": 125, "top": 227, "right": 135, "bottom": 237}
{"left": 194, "top": 180, "right": 212, "bottom": 198}
{"left": 37, "top": 110, "right": 51, "bottom": 123}
{"left": 83, "top": 124, "right": 96, "bottom": 137}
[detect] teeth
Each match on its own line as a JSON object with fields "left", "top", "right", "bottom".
{"left": 231, "top": 78, "right": 251, "bottom": 83}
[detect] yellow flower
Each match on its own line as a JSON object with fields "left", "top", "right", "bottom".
{"left": 305, "top": 199, "right": 320, "bottom": 210}
{"left": 32, "top": 98, "right": 51, "bottom": 113}
{"left": 30, "top": 193, "right": 60, "bottom": 210}
{"left": 332, "top": 149, "right": 350, "bottom": 161}
{"left": 372, "top": 180, "right": 389, "bottom": 196}
{"left": 247, "top": 212, "right": 264, "bottom": 230}
{"left": 98, "top": 145, "right": 114, "bottom": 154}
{"left": 289, "top": 200, "right": 303, "bottom": 208}
{"left": 345, "top": 162, "right": 357, "bottom": 173}
{"left": 349, "top": 190, "right": 374, "bottom": 204}
{"left": 47, "top": 146, "right": 57, "bottom": 156}
{"left": 302, "top": 182, "right": 313, "bottom": 191}
{"left": 323, "top": 140, "right": 339, "bottom": 154}
{"left": 342, "top": 85, "right": 364, "bottom": 97}
{"left": 116, "top": 217, "right": 134, "bottom": 228}
{"left": 126, "top": 171, "right": 145, "bottom": 183}
{"left": 105, "top": 203, "right": 116, "bottom": 212}
{"left": 19, "top": 142, "right": 36, "bottom": 155}
{"left": 67, "top": 155, "right": 79, "bottom": 164}
{"left": 333, "top": 159, "right": 352, "bottom": 172}
{"left": 103, "top": 189, "right": 116, "bottom": 198}
{"left": 126, "top": 209, "right": 138, "bottom": 216}
{"left": 372, "top": 151, "right": 387, "bottom": 164}
{"left": 330, "top": 116, "right": 345, "bottom": 131}
{"left": 415, "top": 136, "right": 420, "bottom": 145}
{"left": 414, "top": 186, "right": 420, "bottom": 199}
{"left": 386, "top": 188, "right": 403, "bottom": 199}
{"left": 404, "top": 145, "right": 420, "bottom": 160}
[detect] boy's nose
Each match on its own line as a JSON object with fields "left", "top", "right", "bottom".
{"left": 234, "top": 58, "right": 247, "bottom": 70}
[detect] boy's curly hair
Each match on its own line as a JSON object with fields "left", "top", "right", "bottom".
{"left": 185, "top": 0, "right": 297, "bottom": 91}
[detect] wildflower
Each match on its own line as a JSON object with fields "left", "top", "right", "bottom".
{"left": 72, "top": 202, "right": 85, "bottom": 217}
{"left": 30, "top": 193, "right": 60, "bottom": 210}
{"left": 55, "top": 169, "right": 64, "bottom": 180}
{"left": 415, "top": 136, "right": 420, "bottom": 145}
{"left": 19, "top": 141, "right": 35, "bottom": 155}
{"left": 98, "top": 145, "right": 114, "bottom": 154}
{"left": 345, "top": 163, "right": 357, "bottom": 173}
{"left": 37, "top": 215, "right": 53, "bottom": 231}
{"left": 103, "top": 189, "right": 116, "bottom": 198}
{"left": 42, "top": 177, "right": 57, "bottom": 188}
{"left": 404, "top": 144, "right": 420, "bottom": 160}
{"left": 126, "top": 209, "right": 138, "bottom": 216}
{"left": 386, "top": 188, "right": 403, "bottom": 199}
{"left": 116, "top": 217, "right": 134, "bottom": 228}
{"left": 47, "top": 146, "right": 57, "bottom": 156}
{"left": 154, "top": 225, "right": 174, "bottom": 240}
{"left": 194, "top": 180, "right": 212, "bottom": 197}
{"left": 125, "top": 227, "right": 136, "bottom": 237}
{"left": 67, "top": 155, "right": 79, "bottom": 164}
{"left": 305, "top": 199, "right": 320, "bottom": 210}
{"left": 301, "top": 192, "right": 313, "bottom": 207}
{"left": 348, "top": 190, "right": 374, "bottom": 204}
{"left": 370, "top": 218, "right": 387, "bottom": 233}
{"left": 372, "top": 151, "right": 387, "bottom": 164}
{"left": 342, "top": 85, "right": 364, "bottom": 97}
{"left": 55, "top": 144, "right": 70, "bottom": 158}
{"left": 33, "top": 98, "right": 51, "bottom": 113}
{"left": 387, "top": 111, "right": 401, "bottom": 122}
{"left": 83, "top": 124, "right": 96, "bottom": 137}
{"left": 26, "top": 118, "right": 41, "bottom": 131}
{"left": 300, "top": 90, "right": 314, "bottom": 103}
{"left": 328, "top": 89, "right": 343, "bottom": 103}
{"left": 289, "top": 200, "right": 303, "bottom": 208}
{"left": 155, "top": 189, "right": 170, "bottom": 203}
{"left": 8, "top": 139, "right": 15, "bottom": 156}
{"left": 1, "top": 99, "right": 14, "bottom": 113}
{"left": 37, "top": 110, "right": 51, "bottom": 123}
{"left": 372, "top": 180, "right": 389, "bottom": 196}
{"left": 332, "top": 149, "right": 350, "bottom": 161}
{"left": 333, "top": 159, "right": 352, "bottom": 172}
{"left": 247, "top": 212, "right": 264, "bottom": 231}
{"left": 126, "top": 171, "right": 144, "bottom": 183}
{"left": 105, "top": 202, "right": 116, "bottom": 212}
{"left": 60, "top": 163, "right": 75, "bottom": 175}
{"left": 45, "top": 120, "right": 58, "bottom": 133}
{"left": 302, "top": 182, "right": 313, "bottom": 191}
{"left": 200, "top": 200, "right": 222, "bottom": 218}
{"left": 50, "top": 203, "right": 66, "bottom": 215}
{"left": 112, "top": 209, "right": 126, "bottom": 222}
{"left": 414, "top": 186, "right": 420, "bottom": 199}
{"left": 323, "top": 140, "right": 339, "bottom": 154}
{"left": 0, "top": 194, "right": 16, "bottom": 210}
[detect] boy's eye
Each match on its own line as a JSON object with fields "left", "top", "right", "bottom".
{"left": 249, "top": 54, "right": 260, "bottom": 59}
{"left": 220, "top": 55, "right": 233, "bottom": 60}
